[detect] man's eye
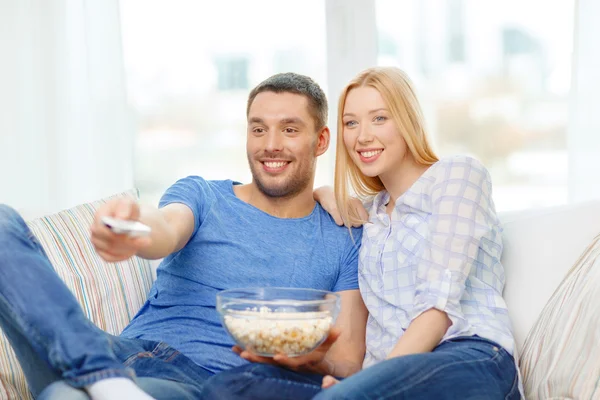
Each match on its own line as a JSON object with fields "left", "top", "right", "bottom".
{"left": 253, "top": 128, "right": 265, "bottom": 133}
{"left": 284, "top": 128, "right": 298, "bottom": 133}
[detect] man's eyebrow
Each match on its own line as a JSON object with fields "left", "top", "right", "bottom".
{"left": 280, "top": 117, "right": 305, "bottom": 126}
{"left": 249, "top": 117, "right": 264, "bottom": 124}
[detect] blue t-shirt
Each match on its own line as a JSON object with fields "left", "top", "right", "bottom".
{"left": 120, "top": 176, "right": 362, "bottom": 373}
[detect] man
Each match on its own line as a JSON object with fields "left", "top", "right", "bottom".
{"left": 0, "top": 72, "right": 367, "bottom": 400}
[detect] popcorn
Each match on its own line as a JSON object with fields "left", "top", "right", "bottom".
{"left": 223, "top": 307, "right": 333, "bottom": 356}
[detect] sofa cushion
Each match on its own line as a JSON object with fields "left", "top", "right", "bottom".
{"left": 519, "top": 234, "right": 600, "bottom": 399}
{"left": 500, "top": 200, "right": 600, "bottom": 350}
{"left": 0, "top": 191, "right": 155, "bottom": 400}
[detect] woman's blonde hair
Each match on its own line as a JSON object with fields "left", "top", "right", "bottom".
{"left": 334, "top": 67, "right": 439, "bottom": 227}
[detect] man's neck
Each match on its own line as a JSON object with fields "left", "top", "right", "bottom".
{"left": 234, "top": 183, "right": 316, "bottom": 219}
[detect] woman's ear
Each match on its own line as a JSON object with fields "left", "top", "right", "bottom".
{"left": 315, "top": 126, "right": 330, "bottom": 157}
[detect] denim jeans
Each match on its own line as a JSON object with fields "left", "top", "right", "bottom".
{"left": 0, "top": 205, "right": 213, "bottom": 399}
{"left": 201, "top": 337, "right": 520, "bottom": 400}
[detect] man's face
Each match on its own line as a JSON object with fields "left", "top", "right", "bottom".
{"left": 247, "top": 91, "right": 325, "bottom": 198}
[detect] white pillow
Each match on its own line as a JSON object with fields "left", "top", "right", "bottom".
{"left": 519, "top": 234, "right": 600, "bottom": 399}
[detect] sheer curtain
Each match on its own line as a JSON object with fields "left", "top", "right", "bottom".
{"left": 0, "top": 0, "right": 133, "bottom": 218}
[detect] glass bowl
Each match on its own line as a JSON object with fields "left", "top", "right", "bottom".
{"left": 216, "top": 287, "right": 340, "bottom": 357}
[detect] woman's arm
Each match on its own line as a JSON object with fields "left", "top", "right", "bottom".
{"left": 313, "top": 186, "right": 368, "bottom": 227}
{"left": 389, "top": 157, "right": 498, "bottom": 358}
{"left": 386, "top": 309, "right": 450, "bottom": 359}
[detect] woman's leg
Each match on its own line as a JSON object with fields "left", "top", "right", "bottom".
{"left": 313, "top": 337, "right": 519, "bottom": 400}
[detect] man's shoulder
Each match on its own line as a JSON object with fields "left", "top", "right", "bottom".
{"left": 174, "top": 175, "right": 236, "bottom": 193}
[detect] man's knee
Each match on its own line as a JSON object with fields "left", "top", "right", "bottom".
{"left": 0, "top": 204, "right": 28, "bottom": 238}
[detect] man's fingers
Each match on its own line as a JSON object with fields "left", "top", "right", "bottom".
{"left": 233, "top": 346, "right": 278, "bottom": 365}
{"left": 116, "top": 198, "right": 136, "bottom": 220}
{"left": 96, "top": 250, "right": 126, "bottom": 263}
{"left": 132, "top": 236, "right": 152, "bottom": 249}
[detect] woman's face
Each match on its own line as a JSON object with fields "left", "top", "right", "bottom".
{"left": 342, "top": 86, "right": 409, "bottom": 179}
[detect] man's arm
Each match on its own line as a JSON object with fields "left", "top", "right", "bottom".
{"left": 135, "top": 203, "right": 195, "bottom": 259}
{"left": 318, "top": 289, "right": 368, "bottom": 376}
{"left": 91, "top": 197, "right": 195, "bottom": 262}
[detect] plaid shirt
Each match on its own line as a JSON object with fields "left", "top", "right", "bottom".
{"left": 360, "top": 156, "right": 516, "bottom": 367}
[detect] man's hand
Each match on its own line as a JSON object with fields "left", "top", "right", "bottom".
{"left": 234, "top": 328, "right": 341, "bottom": 375}
{"left": 313, "top": 186, "right": 368, "bottom": 227}
{"left": 91, "top": 197, "right": 152, "bottom": 262}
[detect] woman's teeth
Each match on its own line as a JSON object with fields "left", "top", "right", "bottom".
{"left": 360, "top": 150, "right": 382, "bottom": 157}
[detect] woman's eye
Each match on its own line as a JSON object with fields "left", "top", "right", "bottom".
{"left": 374, "top": 116, "right": 387, "bottom": 122}
{"left": 344, "top": 120, "right": 357, "bottom": 127}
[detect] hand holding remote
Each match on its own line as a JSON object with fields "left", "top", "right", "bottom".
{"left": 91, "top": 197, "right": 153, "bottom": 263}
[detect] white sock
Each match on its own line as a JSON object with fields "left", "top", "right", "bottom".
{"left": 86, "top": 377, "right": 155, "bottom": 400}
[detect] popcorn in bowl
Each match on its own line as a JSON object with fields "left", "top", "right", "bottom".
{"left": 217, "top": 288, "right": 340, "bottom": 357}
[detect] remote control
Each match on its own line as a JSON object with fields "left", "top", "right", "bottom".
{"left": 101, "top": 216, "right": 152, "bottom": 237}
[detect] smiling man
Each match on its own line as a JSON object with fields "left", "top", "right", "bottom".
{"left": 0, "top": 73, "right": 367, "bottom": 400}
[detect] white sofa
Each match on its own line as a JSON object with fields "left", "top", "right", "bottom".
{"left": 1, "top": 194, "right": 599, "bottom": 399}
{"left": 500, "top": 200, "right": 600, "bottom": 351}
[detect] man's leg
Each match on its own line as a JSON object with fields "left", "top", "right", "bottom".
{"left": 37, "top": 338, "right": 215, "bottom": 400}
{"left": 0, "top": 205, "right": 134, "bottom": 396}
{"left": 39, "top": 377, "right": 203, "bottom": 400}
{"left": 313, "top": 337, "right": 520, "bottom": 400}
{"left": 200, "top": 363, "right": 323, "bottom": 400}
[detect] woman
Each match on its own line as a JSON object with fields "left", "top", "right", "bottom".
{"left": 313, "top": 66, "right": 521, "bottom": 399}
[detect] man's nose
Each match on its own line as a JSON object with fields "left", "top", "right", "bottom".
{"left": 265, "top": 131, "right": 284, "bottom": 152}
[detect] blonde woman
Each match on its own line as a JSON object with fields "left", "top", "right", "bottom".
{"left": 313, "top": 67, "right": 520, "bottom": 399}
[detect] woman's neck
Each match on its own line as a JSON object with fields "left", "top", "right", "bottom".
{"left": 381, "top": 157, "right": 431, "bottom": 214}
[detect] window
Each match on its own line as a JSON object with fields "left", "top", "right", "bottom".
{"left": 119, "top": 0, "right": 327, "bottom": 205}
{"left": 216, "top": 57, "right": 249, "bottom": 91}
{"left": 376, "top": 0, "right": 575, "bottom": 211}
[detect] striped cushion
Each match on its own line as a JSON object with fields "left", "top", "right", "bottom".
{"left": 520, "top": 233, "right": 600, "bottom": 399}
{"left": 0, "top": 191, "right": 155, "bottom": 400}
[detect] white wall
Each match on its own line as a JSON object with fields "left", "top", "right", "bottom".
{"left": 568, "top": 0, "right": 600, "bottom": 203}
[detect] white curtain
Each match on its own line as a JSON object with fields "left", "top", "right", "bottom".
{"left": 0, "top": 0, "right": 133, "bottom": 218}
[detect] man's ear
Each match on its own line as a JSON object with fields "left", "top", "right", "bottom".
{"left": 315, "top": 126, "right": 330, "bottom": 157}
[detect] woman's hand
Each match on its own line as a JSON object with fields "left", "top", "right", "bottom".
{"left": 321, "top": 375, "right": 340, "bottom": 388}
{"left": 313, "top": 186, "right": 368, "bottom": 227}
{"left": 233, "top": 328, "right": 341, "bottom": 375}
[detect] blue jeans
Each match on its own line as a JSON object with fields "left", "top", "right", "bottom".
{"left": 0, "top": 205, "right": 213, "bottom": 399}
{"left": 201, "top": 337, "right": 520, "bottom": 400}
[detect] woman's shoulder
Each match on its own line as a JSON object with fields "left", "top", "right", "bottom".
{"left": 435, "top": 154, "right": 487, "bottom": 169}
{"left": 432, "top": 155, "right": 491, "bottom": 183}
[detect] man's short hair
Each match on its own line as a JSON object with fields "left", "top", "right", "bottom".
{"left": 246, "top": 72, "right": 328, "bottom": 130}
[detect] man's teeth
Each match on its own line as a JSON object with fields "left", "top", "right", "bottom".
{"left": 360, "top": 150, "right": 382, "bottom": 158}
{"left": 264, "top": 161, "right": 288, "bottom": 168}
